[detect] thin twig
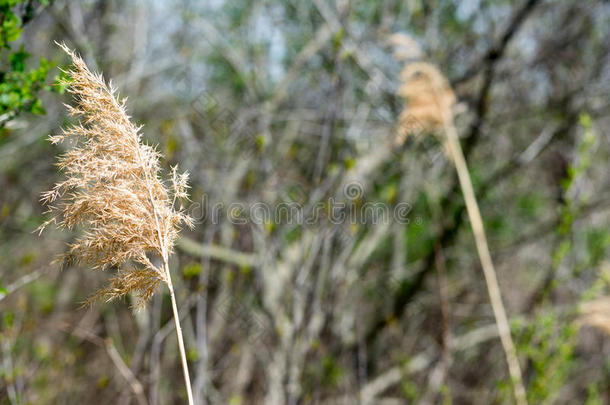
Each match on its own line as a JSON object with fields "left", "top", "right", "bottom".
{"left": 435, "top": 243, "right": 451, "bottom": 379}
{"left": 0, "top": 267, "right": 48, "bottom": 302}
{"left": 360, "top": 324, "right": 499, "bottom": 402}
{"left": 177, "top": 237, "right": 257, "bottom": 268}
{"left": 1, "top": 340, "right": 19, "bottom": 405}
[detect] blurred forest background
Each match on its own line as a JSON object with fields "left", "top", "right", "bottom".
{"left": 1, "top": 0, "right": 610, "bottom": 404}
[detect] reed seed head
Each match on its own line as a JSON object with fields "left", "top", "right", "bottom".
{"left": 39, "top": 44, "right": 193, "bottom": 307}
{"left": 579, "top": 296, "right": 610, "bottom": 335}
{"left": 396, "top": 61, "right": 456, "bottom": 144}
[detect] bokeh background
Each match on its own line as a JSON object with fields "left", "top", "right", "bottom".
{"left": 1, "top": 0, "right": 609, "bottom": 404}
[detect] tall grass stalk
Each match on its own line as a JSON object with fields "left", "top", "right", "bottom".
{"left": 39, "top": 44, "right": 195, "bottom": 404}
{"left": 397, "top": 57, "right": 527, "bottom": 405}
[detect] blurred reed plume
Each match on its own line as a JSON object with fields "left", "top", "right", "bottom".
{"left": 396, "top": 41, "right": 528, "bottom": 405}
{"left": 580, "top": 296, "right": 610, "bottom": 335}
{"left": 39, "top": 44, "right": 195, "bottom": 404}
{"left": 396, "top": 61, "right": 456, "bottom": 143}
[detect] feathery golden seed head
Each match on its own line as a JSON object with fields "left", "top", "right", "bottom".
{"left": 579, "top": 296, "right": 610, "bottom": 336}
{"left": 396, "top": 60, "right": 456, "bottom": 144}
{"left": 39, "top": 44, "right": 193, "bottom": 307}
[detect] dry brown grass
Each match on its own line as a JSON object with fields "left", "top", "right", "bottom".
{"left": 39, "top": 44, "right": 195, "bottom": 404}
{"left": 396, "top": 61, "right": 456, "bottom": 144}
{"left": 580, "top": 296, "right": 610, "bottom": 335}
{"left": 39, "top": 44, "right": 192, "bottom": 306}
{"left": 395, "top": 38, "right": 528, "bottom": 405}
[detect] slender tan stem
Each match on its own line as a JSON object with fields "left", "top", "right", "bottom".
{"left": 443, "top": 119, "right": 527, "bottom": 405}
{"left": 140, "top": 144, "right": 193, "bottom": 404}
{"left": 165, "top": 261, "right": 195, "bottom": 405}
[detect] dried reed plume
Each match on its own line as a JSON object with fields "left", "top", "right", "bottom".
{"left": 39, "top": 44, "right": 195, "bottom": 404}
{"left": 580, "top": 296, "right": 610, "bottom": 335}
{"left": 396, "top": 62, "right": 456, "bottom": 144}
{"left": 395, "top": 34, "right": 528, "bottom": 405}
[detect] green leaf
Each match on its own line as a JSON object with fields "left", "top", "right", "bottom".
{"left": 579, "top": 112, "right": 592, "bottom": 129}
{"left": 29, "top": 98, "right": 45, "bottom": 115}
{"left": 182, "top": 262, "right": 201, "bottom": 279}
{"left": 9, "top": 47, "right": 29, "bottom": 71}
{"left": 0, "top": 277, "right": 6, "bottom": 298}
{"left": 2, "top": 12, "right": 22, "bottom": 44}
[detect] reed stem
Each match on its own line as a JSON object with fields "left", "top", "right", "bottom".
{"left": 443, "top": 117, "right": 527, "bottom": 405}
{"left": 165, "top": 262, "right": 195, "bottom": 405}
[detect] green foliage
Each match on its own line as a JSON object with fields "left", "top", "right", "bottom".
{"left": 187, "top": 348, "right": 199, "bottom": 362}
{"left": 585, "top": 228, "right": 610, "bottom": 267}
{"left": 0, "top": 0, "right": 51, "bottom": 128}
{"left": 553, "top": 113, "right": 597, "bottom": 271}
{"left": 182, "top": 261, "right": 202, "bottom": 279}
{"left": 0, "top": 277, "right": 7, "bottom": 298}
{"left": 321, "top": 355, "right": 344, "bottom": 387}
{"left": 404, "top": 193, "right": 433, "bottom": 261}
{"left": 2, "top": 309, "right": 14, "bottom": 329}
{"left": 585, "top": 383, "right": 603, "bottom": 405}
{"left": 516, "top": 191, "right": 545, "bottom": 220}
{"left": 558, "top": 113, "right": 596, "bottom": 211}
{"left": 518, "top": 312, "right": 577, "bottom": 404}
{"left": 207, "top": 49, "right": 247, "bottom": 96}
{"left": 228, "top": 395, "right": 242, "bottom": 405}
{"left": 401, "top": 380, "right": 419, "bottom": 402}
{"left": 516, "top": 113, "right": 603, "bottom": 403}
{"left": 0, "top": 1, "right": 23, "bottom": 47}
{"left": 0, "top": 0, "right": 48, "bottom": 47}
{"left": 26, "top": 278, "right": 56, "bottom": 314}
